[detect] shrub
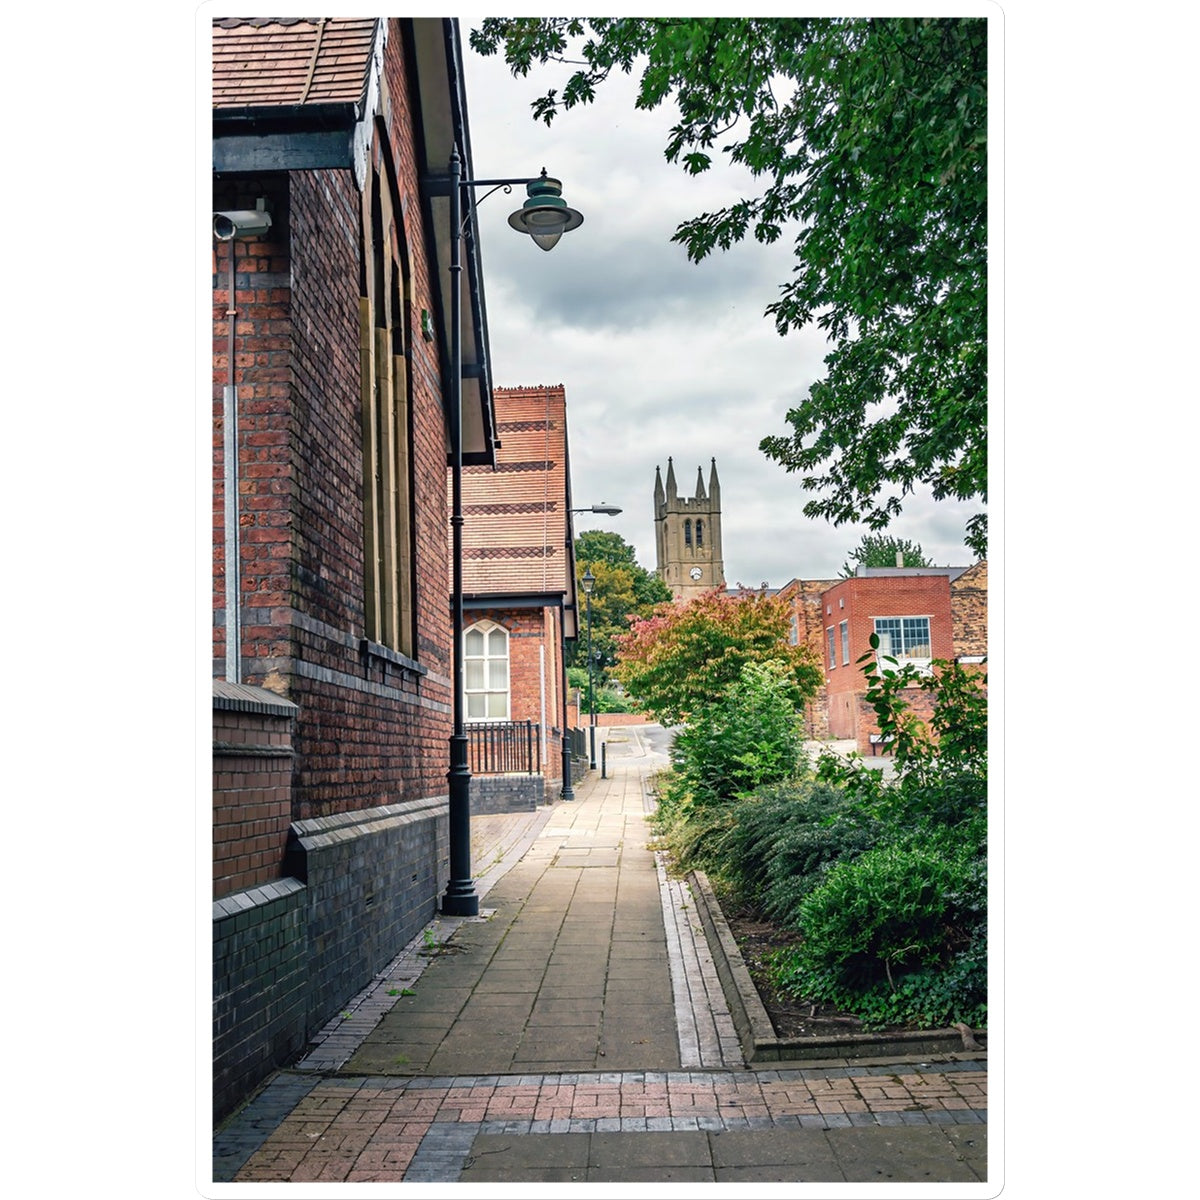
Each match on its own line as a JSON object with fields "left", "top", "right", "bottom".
{"left": 714, "top": 779, "right": 881, "bottom": 926}
{"left": 768, "top": 837, "right": 986, "bottom": 1028}
{"left": 670, "top": 660, "right": 805, "bottom": 805}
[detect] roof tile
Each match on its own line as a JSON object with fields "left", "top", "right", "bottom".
{"left": 456, "top": 386, "right": 572, "bottom": 597}
{"left": 212, "top": 18, "right": 378, "bottom": 110}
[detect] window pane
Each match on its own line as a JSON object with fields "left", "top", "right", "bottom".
{"left": 487, "top": 628, "right": 507, "bottom": 655}
{"left": 903, "top": 617, "right": 931, "bottom": 657}
{"left": 465, "top": 629, "right": 484, "bottom": 655}
{"left": 467, "top": 693, "right": 485, "bottom": 718}
{"left": 487, "top": 692, "right": 507, "bottom": 718}
{"left": 490, "top": 660, "right": 508, "bottom": 689}
{"left": 465, "top": 660, "right": 485, "bottom": 690}
{"left": 875, "top": 618, "right": 899, "bottom": 657}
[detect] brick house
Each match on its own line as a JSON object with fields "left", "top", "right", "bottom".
{"left": 778, "top": 564, "right": 987, "bottom": 755}
{"left": 457, "top": 385, "right": 583, "bottom": 809}
{"left": 211, "top": 18, "right": 502, "bottom": 1120}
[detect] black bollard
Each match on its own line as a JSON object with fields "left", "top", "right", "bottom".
{"left": 601, "top": 742, "right": 607, "bottom": 779}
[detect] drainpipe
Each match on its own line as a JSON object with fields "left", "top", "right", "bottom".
{"left": 214, "top": 199, "right": 271, "bottom": 683}
{"left": 222, "top": 240, "right": 242, "bottom": 683}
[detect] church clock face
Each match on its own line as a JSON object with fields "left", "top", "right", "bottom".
{"left": 689, "top": 567, "right": 703, "bottom": 580}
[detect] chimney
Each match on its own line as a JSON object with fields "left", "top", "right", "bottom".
{"left": 896, "top": 549, "right": 904, "bottom": 568}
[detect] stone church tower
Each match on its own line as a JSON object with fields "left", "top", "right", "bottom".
{"left": 654, "top": 457, "right": 726, "bottom": 602}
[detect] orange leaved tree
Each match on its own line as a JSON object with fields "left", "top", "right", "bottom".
{"left": 613, "top": 587, "right": 823, "bottom": 726}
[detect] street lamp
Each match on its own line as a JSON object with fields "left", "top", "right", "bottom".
{"left": 582, "top": 568, "right": 597, "bottom": 770}
{"left": 441, "top": 150, "right": 584, "bottom": 918}
{"left": 571, "top": 504, "right": 623, "bottom": 517}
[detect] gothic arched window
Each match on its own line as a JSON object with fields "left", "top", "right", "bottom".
{"left": 464, "top": 620, "right": 510, "bottom": 720}
{"left": 696, "top": 519, "right": 704, "bottom": 548}
{"left": 684, "top": 519, "right": 692, "bottom": 548}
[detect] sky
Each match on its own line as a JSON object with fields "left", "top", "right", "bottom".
{"left": 459, "top": 23, "right": 988, "bottom": 586}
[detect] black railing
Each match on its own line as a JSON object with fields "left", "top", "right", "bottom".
{"left": 467, "top": 720, "right": 540, "bottom": 775}
{"left": 568, "top": 726, "right": 589, "bottom": 783}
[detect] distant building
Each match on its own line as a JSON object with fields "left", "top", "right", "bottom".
{"left": 457, "top": 384, "right": 583, "bottom": 807}
{"left": 654, "top": 457, "right": 726, "bottom": 601}
{"left": 778, "top": 563, "right": 986, "bottom": 755}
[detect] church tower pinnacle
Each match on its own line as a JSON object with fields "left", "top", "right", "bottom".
{"left": 654, "top": 456, "right": 726, "bottom": 602}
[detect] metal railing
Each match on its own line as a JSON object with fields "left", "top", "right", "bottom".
{"left": 467, "top": 720, "right": 540, "bottom": 775}
{"left": 568, "top": 726, "right": 589, "bottom": 783}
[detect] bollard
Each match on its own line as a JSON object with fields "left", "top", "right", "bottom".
{"left": 601, "top": 742, "right": 607, "bottom": 779}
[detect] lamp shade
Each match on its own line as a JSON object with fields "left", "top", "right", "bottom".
{"left": 508, "top": 171, "right": 583, "bottom": 251}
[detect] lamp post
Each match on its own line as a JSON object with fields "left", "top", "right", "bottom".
{"left": 581, "top": 568, "right": 597, "bottom": 769}
{"left": 562, "top": 506, "right": 620, "bottom": 798}
{"left": 441, "top": 149, "right": 584, "bottom": 918}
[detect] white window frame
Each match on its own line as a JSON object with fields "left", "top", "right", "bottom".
{"left": 873, "top": 615, "right": 933, "bottom": 674}
{"left": 827, "top": 626, "right": 837, "bottom": 669}
{"left": 464, "top": 619, "right": 511, "bottom": 721}
{"left": 840, "top": 619, "right": 850, "bottom": 665}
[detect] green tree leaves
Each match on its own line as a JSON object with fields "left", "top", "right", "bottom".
{"left": 471, "top": 17, "right": 988, "bottom": 557}
{"left": 839, "top": 533, "right": 933, "bottom": 578}
{"left": 571, "top": 530, "right": 671, "bottom": 676}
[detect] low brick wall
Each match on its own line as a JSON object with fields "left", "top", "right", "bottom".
{"left": 284, "top": 796, "right": 449, "bottom": 1035}
{"left": 568, "top": 706, "right": 651, "bottom": 728}
{"left": 213, "top": 878, "right": 308, "bottom": 1120}
{"left": 470, "top": 773, "right": 545, "bottom": 813}
{"left": 212, "top": 683, "right": 298, "bottom": 899}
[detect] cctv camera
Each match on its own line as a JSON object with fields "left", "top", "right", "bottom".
{"left": 213, "top": 210, "right": 272, "bottom": 241}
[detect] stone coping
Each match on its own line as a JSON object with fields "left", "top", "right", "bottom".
{"left": 687, "top": 869, "right": 987, "bottom": 1064}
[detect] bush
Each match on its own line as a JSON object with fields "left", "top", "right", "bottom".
{"left": 714, "top": 779, "right": 881, "bottom": 927}
{"left": 768, "top": 836, "right": 986, "bottom": 1028}
{"left": 670, "top": 660, "right": 804, "bottom": 805}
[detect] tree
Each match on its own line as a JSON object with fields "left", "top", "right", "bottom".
{"left": 471, "top": 18, "right": 988, "bottom": 556}
{"left": 572, "top": 530, "right": 671, "bottom": 677}
{"left": 614, "top": 586, "right": 823, "bottom": 725}
{"left": 839, "top": 533, "right": 932, "bottom": 578}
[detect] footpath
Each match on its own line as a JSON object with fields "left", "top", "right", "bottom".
{"left": 210, "top": 725, "right": 988, "bottom": 1188}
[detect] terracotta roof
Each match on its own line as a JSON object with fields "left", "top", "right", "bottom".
{"left": 458, "top": 386, "right": 572, "bottom": 597}
{"left": 212, "top": 18, "right": 378, "bottom": 110}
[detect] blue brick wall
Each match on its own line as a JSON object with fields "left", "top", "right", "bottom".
{"left": 212, "top": 798, "right": 450, "bottom": 1122}
{"left": 213, "top": 878, "right": 307, "bottom": 1120}
{"left": 287, "top": 796, "right": 449, "bottom": 1036}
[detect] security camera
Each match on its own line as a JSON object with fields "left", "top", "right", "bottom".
{"left": 213, "top": 209, "right": 272, "bottom": 241}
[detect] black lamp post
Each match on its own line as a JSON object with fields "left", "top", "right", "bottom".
{"left": 581, "top": 568, "right": 597, "bottom": 769}
{"left": 563, "top": 506, "right": 619, "bottom": 798}
{"left": 441, "top": 150, "right": 584, "bottom": 918}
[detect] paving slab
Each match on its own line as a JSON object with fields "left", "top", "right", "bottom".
{"left": 213, "top": 728, "right": 988, "bottom": 1187}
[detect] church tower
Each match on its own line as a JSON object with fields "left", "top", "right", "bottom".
{"left": 654, "top": 457, "right": 726, "bottom": 602}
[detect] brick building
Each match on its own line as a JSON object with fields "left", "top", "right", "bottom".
{"left": 457, "top": 385, "right": 583, "bottom": 808}
{"left": 778, "top": 564, "right": 987, "bottom": 755}
{"left": 210, "top": 18, "right": 504, "bottom": 1120}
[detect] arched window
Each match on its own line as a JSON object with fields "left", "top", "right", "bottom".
{"left": 696, "top": 519, "right": 704, "bottom": 547}
{"left": 684, "top": 519, "right": 692, "bottom": 548}
{"left": 361, "top": 122, "right": 415, "bottom": 655}
{"left": 464, "top": 620, "right": 510, "bottom": 720}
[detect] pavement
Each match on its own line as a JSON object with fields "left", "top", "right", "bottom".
{"left": 210, "top": 724, "right": 989, "bottom": 1191}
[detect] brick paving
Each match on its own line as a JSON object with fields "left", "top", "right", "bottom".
{"left": 212, "top": 725, "right": 988, "bottom": 1186}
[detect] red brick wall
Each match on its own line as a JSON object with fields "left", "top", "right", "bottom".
{"left": 819, "top": 574, "right": 954, "bottom": 752}
{"left": 465, "top": 606, "right": 566, "bottom": 782}
{"left": 212, "top": 707, "right": 294, "bottom": 898}
{"left": 212, "top": 24, "right": 455, "bottom": 822}
{"left": 776, "top": 577, "right": 838, "bottom": 740}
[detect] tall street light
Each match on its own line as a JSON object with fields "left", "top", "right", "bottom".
{"left": 564, "top": 505, "right": 620, "bottom": 796}
{"left": 441, "top": 150, "right": 584, "bottom": 918}
{"left": 581, "top": 568, "right": 597, "bottom": 770}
